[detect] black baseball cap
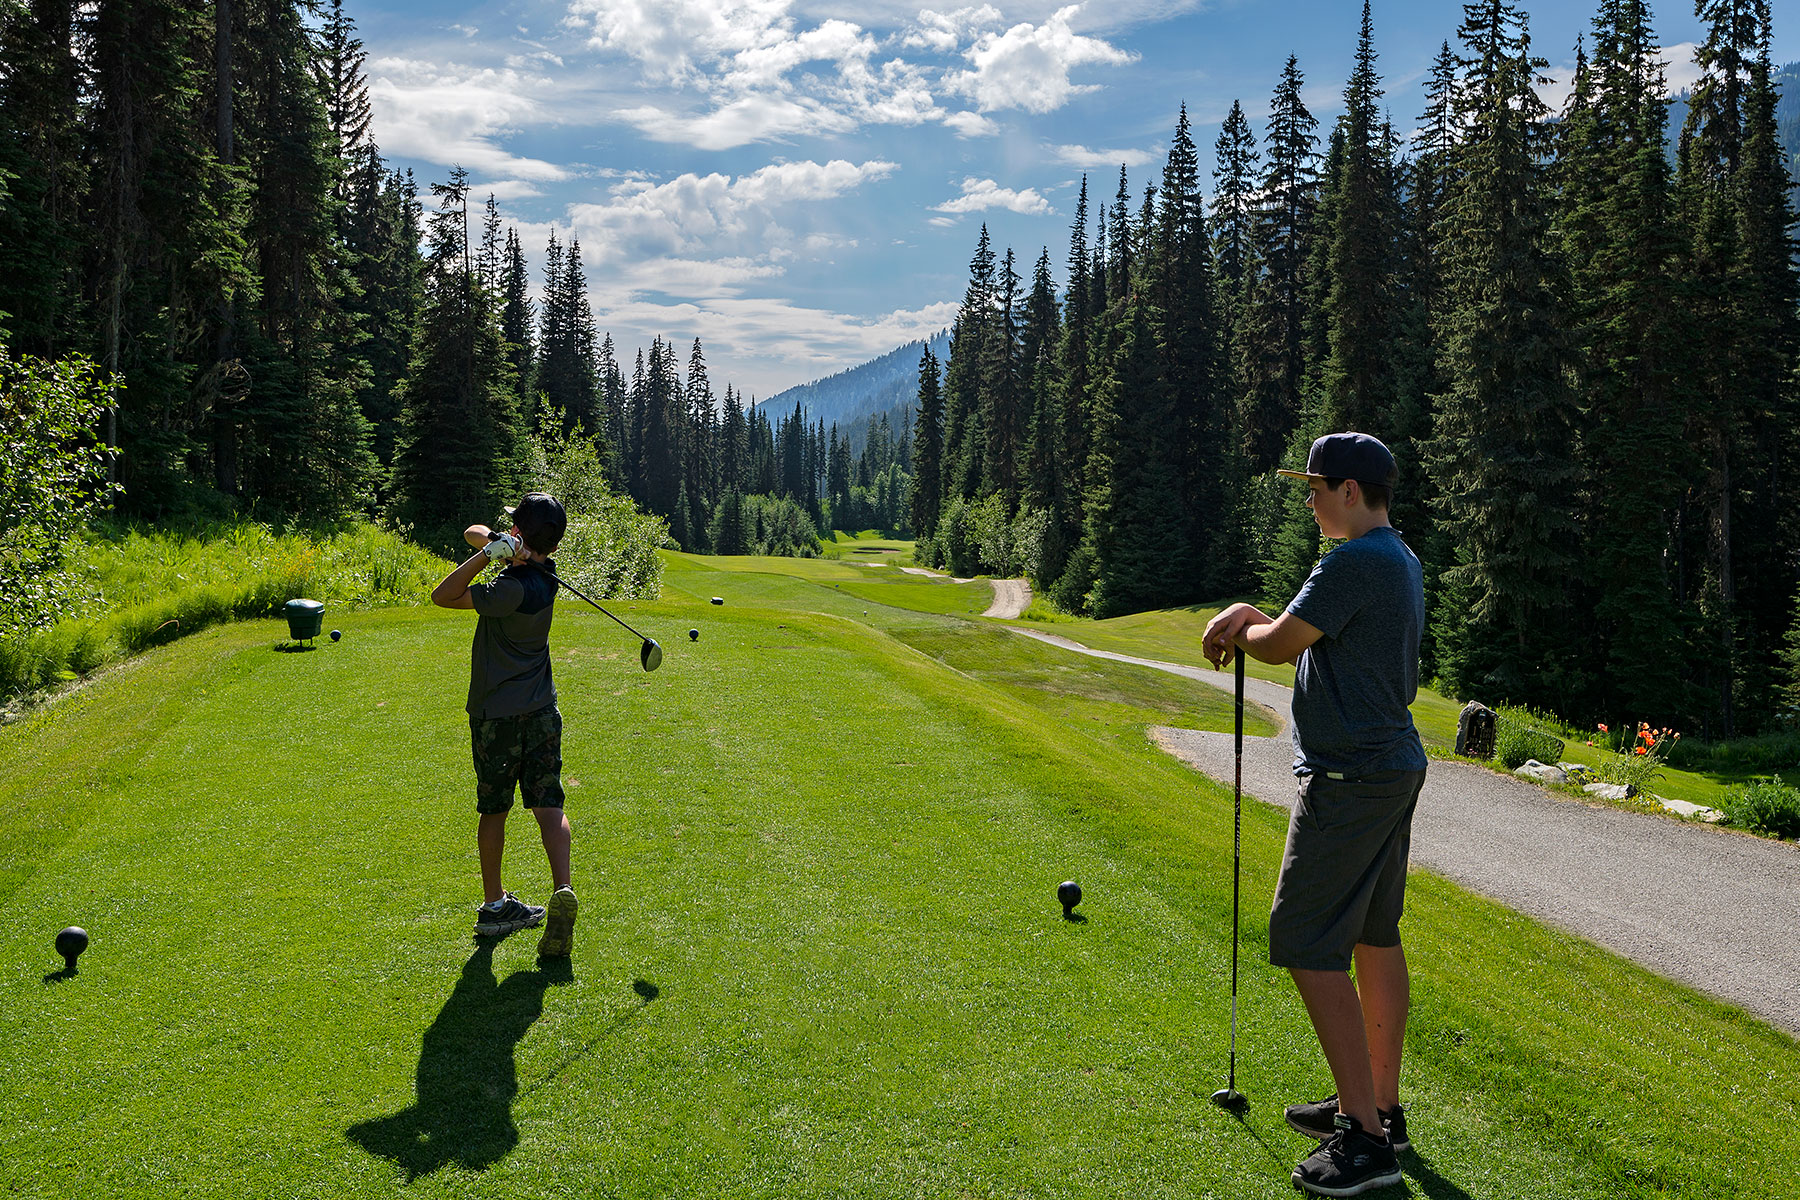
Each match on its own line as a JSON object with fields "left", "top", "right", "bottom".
{"left": 1277, "top": 432, "right": 1398, "bottom": 488}
{"left": 504, "top": 492, "right": 567, "bottom": 552}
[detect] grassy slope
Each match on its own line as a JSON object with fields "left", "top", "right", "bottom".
{"left": 1, "top": 555, "right": 1793, "bottom": 1198}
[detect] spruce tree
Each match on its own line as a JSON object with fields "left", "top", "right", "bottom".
{"left": 909, "top": 345, "right": 945, "bottom": 536}
{"left": 1238, "top": 55, "right": 1320, "bottom": 472}
{"left": 1086, "top": 299, "right": 1191, "bottom": 616}
{"left": 1425, "top": 0, "right": 1583, "bottom": 708}
{"left": 392, "top": 168, "right": 521, "bottom": 551}
{"left": 981, "top": 246, "right": 1025, "bottom": 506}
{"left": 1556, "top": 0, "right": 1692, "bottom": 721}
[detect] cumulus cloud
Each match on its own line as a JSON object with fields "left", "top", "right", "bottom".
{"left": 565, "top": 159, "right": 898, "bottom": 262}
{"left": 942, "top": 110, "right": 1000, "bottom": 137}
{"left": 368, "top": 59, "right": 570, "bottom": 180}
{"left": 931, "top": 176, "right": 1053, "bottom": 215}
{"left": 903, "top": 6, "right": 1005, "bottom": 53}
{"left": 1051, "top": 142, "right": 1160, "bottom": 167}
{"left": 943, "top": 5, "right": 1135, "bottom": 114}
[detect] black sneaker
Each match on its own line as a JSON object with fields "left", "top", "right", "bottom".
{"left": 474, "top": 892, "right": 545, "bottom": 936}
{"left": 1291, "top": 1113, "right": 1402, "bottom": 1197}
{"left": 1286, "top": 1094, "right": 1410, "bottom": 1152}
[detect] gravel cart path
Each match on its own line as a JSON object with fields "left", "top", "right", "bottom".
{"left": 1011, "top": 628, "right": 1800, "bottom": 1037}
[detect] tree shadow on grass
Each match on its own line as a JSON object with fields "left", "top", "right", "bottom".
{"left": 347, "top": 942, "right": 573, "bottom": 1179}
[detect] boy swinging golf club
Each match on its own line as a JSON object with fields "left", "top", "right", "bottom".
{"left": 431, "top": 493, "right": 578, "bottom": 958}
{"left": 1203, "top": 433, "right": 1425, "bottom": 1198}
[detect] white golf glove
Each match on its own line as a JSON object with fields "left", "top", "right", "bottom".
{"left": 484, "top": 532, "right": 520, "bottom": 562}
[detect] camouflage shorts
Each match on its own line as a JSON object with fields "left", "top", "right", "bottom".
{"left": 469, "top": 705, "right": 566, "bottom": 814}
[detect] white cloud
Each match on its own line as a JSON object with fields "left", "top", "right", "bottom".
{"left": 902, "top": 6, "right": 1004, "bottom": 53}
{"left": 618, "top": 95, "right": 858, "bottom": 149}
{"left": 943, "top": 5, "right": 1135, "bottom": 114}
{"left": 942, "top": 110, "right": 1000, "bottom": 137}
{"left": 1662, "top": 42, "right": 1704, "bottom": 96}
{"left": 565, "top": 159, "right": 898, "bottom": 261}
{"left": 928, "top": 215, "right": 959, "bottom": 226}
{"left": 368, "top": 59, "right": 571, "bottom": 181}
{"left": 471, "top": 179, "right": 547, "bottom": 201}
{"left": 1051, "top": 142, "right": 1160, "bottom": 167}
{"left": 931, "top": 176, "right": 1053, "bottom": 215}
{"left": 566, "top": 0, "right": 795, "bottom": 85}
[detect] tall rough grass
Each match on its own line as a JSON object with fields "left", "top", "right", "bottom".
{"left": 0, "top": 523, "right": 447, "bottom": 697}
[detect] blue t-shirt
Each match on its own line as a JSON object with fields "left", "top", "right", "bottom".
{"left": 1285, "top": 526, "right": 1426, "bottom": 778}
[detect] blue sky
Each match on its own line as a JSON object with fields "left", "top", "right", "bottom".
{"left": 351, "top": 0, "right": 1798, "bottom": 399}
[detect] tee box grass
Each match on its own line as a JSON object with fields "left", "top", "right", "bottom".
{"left": 2, "top": 554, "right": 1795, "bottom": 1198}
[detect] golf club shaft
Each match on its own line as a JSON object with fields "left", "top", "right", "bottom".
{"left": 543, "top": 566, "right": 652, "bottom": 643}
{"left": 484, "top": 532, "right": 652, "bottom": 643}
{"left": 1229, "top": 653, "right": 1244, "bottom": 1088}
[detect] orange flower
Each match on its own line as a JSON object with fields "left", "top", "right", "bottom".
{"left": 1597, "top": 723, "right": 1609, "bottom": 733}
{"left": 1634, "top": 746, "right": 1648, "bottom": 756}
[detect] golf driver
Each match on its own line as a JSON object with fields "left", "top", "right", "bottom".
{"left": 486, "top": 534, "right": 663, "bottom": 671}
{"left": 1211, "top": 653, "right": 1248, "bottom": 1113}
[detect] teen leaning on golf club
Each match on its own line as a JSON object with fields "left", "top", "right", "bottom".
{"left": 431, "top": 492, "right": 579, "bottom": 958}
{"left": 1202, "top": 432, "right": 1426, "bottom": 1199}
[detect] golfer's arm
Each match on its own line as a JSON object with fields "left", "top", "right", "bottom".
{"left": 431, "top": 551, "right": 488, "bottom": 609}
{"left": 1238, "top": 611, "right": 1322, "bottom": 665}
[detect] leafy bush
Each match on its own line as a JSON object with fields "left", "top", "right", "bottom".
{"left": 1, "top": 345, "right": 121, "bottom": 639}
{"left": 1718, "top": 776, "right": 1800, "bottom": 840}
{"left": 1494, "top": 705, "right": 1566, "bottom": 769}
{"left": 556, "top": 495, "right": 666, "bottom": 600}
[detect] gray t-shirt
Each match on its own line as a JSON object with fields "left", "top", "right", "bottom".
{"left": 1285, "top": 526, "right": 1426, "bottom": 778}
{"left": 466, "top": 560, "right": 558, "bottom": 720}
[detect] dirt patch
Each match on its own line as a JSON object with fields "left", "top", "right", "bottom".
{"left": 983, "top": 578, "right": 1032, "bottom": 619}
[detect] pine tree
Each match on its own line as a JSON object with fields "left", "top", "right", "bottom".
{"left": 1086, "top": 299, "right": 1191, "bottom": 616}
{"left": 0, "top": 0, "right": 86, "bottom": 356}
{"left": 1318, "top": 2, "right": 1399, "bottom": 437}
{"left": 909, "top": 345, "right": 945, "bottom": 536}
{"left": 941, "top": 225, "right": 995, "bottom": 503}
{"left": 981, "top": 246, "right": 1025, "bottom": 506}
{"left": 1210, "top": 100, "right": 1260, "bottom": 298}
{"left": 235, "top": 0, "right": 377, "bottom": 519}
{"left": 1556, "top": 0, "right": 1692, "bottom": 721}
{"left": 1238, "top": 54, "right": 1320, "bottom": 472}
{"left": 1425, "top": 0, "right": 1583, "bottom": 708}
{"left": 392, "top": 168, "right": 521, "bottom": 551}
{"left": 499, "top": 227, "right": 535, "bottom": 397}
{"left": 86, "top": 0, "right": 250, "bottom": 512}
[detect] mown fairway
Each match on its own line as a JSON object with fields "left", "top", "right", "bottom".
{"left": 4, "top": 552, "right": 1796, "bottom": 1198}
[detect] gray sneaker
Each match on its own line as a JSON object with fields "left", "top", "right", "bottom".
{"left": 474, "top": 892, "right": 545, "bottom": 936}
{"left": 1291, "top": 1113, "right": 1402, "bottom": 1197}
{"left": 1285, "top": 1094, "right": 1409, "bottom": 1152}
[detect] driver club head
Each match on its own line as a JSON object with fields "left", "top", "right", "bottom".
{"left": 1210, "top": 1087, "right": 1248, "bottom": 1113}
{"left": 640, "top": 639, "right": 663, "bottom": 672}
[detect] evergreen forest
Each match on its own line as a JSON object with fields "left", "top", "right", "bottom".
{"left": 3, "top": 0, "right": 1799, "bottom": 737}
{"left": 911, "top": 0, "right": 1800, "bottom": 737}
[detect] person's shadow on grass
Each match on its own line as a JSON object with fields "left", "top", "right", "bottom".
{"left": 347, "top": 941, "right": 572, "bottom": 1179}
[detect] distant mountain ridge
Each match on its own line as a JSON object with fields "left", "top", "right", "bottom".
{"left": 757, "top": 330, "right": 951, "bottom": 432}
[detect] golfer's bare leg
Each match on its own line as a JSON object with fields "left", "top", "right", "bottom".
{"left": 532, "top": 806, "right": 572, "bottom": 892}
{"left": 1290, "top": 967, "right": 1382, "bottom": 1134}
{"left": 1353, "top": 942, "right": 1409, "bottom": 1112}
{"left": 478, "top": 811, "right": 509, "bottom": 903}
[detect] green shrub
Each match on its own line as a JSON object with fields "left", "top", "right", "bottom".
{"left": 1719, "top": 776, "right": 1800, "bottom": 840}
{"left": 1494, "top": 705, "right": 1566, "bottom": 769}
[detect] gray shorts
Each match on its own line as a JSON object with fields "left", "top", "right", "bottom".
{"left": 1268, "top": 767, "right": 1426, "bottom": 971}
